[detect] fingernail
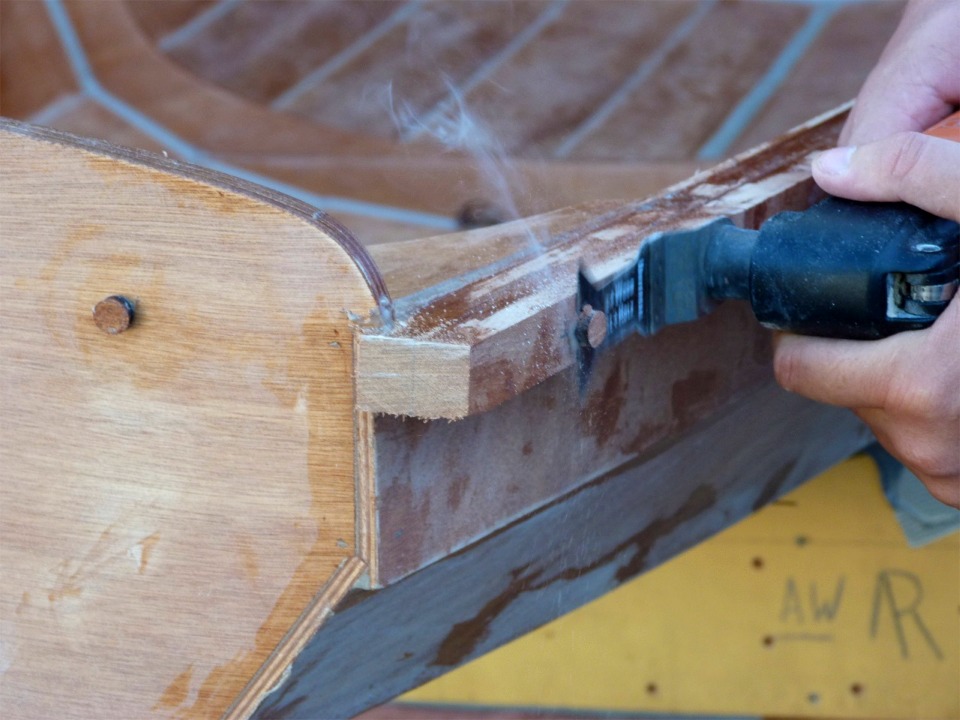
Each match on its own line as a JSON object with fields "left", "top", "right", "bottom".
{"left": 815, "top": 146, "right": 855, "bottom": 176}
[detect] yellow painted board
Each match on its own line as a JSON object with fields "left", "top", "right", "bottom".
{"left": 403, "top": 456, "right": 960, "bottom": 718}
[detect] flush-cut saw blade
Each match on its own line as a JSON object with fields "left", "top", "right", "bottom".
{"left": 578, "top": 218, "right": 736, "bottom": 345}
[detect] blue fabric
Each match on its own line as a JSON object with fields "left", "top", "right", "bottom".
{"left": 866, "top": 444, "right": 960, "bottom": 547}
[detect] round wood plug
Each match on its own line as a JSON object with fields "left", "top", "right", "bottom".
{"left": 93, "top": 295, "right": 135, "bottom": 334}
{"left": 576, "top": 304, "right": 607, "bottom": 348}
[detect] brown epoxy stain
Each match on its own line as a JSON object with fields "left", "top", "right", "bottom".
{"left": 433, "top": 564, "right": 545, "bottom": 668}
{"left": 138, "top": 532, "right": 161, "bottom": 574}
{"left": 707, "top": 113, "right": 844, "bottom": 190}
{"left": 670, "top": 369, "right": 719, "bottom": 429}
{"left": 180, "top": 306, "right": 361, "bottom": 718}
{"left": 473, "top": 356, "right": 518, "bottom": 410}
{"left": 620, "top": 421, "right": 672, "bottom": 461}
{"left": 39, "top": 223, "right": 106, "bottom": 284}
{"left": 582, "top": 361, "right": 625, "bottom": 447}
{"left": 154, "top": 665, "right": 193, "bottom": 710}
{"left": 432, "top": 483, "right": 716, "bottom": 667}
{"left": 522, "top": 441, "right": 534, "bottom": 456}
{"left": 379, "top": 475, "right": 432, "bottom": 575}
{"left": 446, "top": 474, "right": 471, "bottom": 512}
{"left": 752, "top": 460, "right": 797, "bottom": 512}
{"left": 235, "top": 534, "right": 261, "bottom": 582}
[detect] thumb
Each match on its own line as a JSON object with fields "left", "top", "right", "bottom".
{"left": 812, "top": 132, "right": 960, "bottom": 222}
{"left": 772, "top": 332, "right": 906, "bottom": 409}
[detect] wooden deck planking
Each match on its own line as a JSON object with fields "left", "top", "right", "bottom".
{"left": 64, "top": 4, "right": 409, "bottom": 158}
{"left": 731, "top": 0, "right": 905, "bottom": 153}
{"left": 30, "top": 95, "right": 169, "bottom": 154}
{"left": 0, "top": 0, "right": 78, "bottom": 119}
{"left": 122, "top": 0, "right": 217, "bottom": 43}
{"left": 278, "top": 0, "right": 550, "bottom": 139}
{"left": 154, "top": 1, "right": 402, "bottom": 104}
{"left": 447, "top": 0, "right": 695, "bottom": 156}
{"left": 567, "top": 1, "right": 810, "bottom": 161}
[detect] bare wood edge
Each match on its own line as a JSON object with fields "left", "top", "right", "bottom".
{"left": 225, "top": 557, "right": 368, "bottom": 720}
{"left": 356, "top": 103, "right": 851, "bottom": 420}
{"left": 356, "top": 410, "right": 379, "bottom": 587}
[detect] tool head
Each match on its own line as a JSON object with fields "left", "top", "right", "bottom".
{"left": 577, "top": 218, "right": 753, "bottom": 346}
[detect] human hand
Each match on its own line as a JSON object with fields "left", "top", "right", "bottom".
{"left": 772, "top": 0, "right": 960, "bottom": 507}
{"left": 838, "top": 0, "right": 959, "bottom": 145}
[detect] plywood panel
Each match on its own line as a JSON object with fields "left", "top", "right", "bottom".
{"left": 0, "top": 120, "right": 381, "bottom": 720}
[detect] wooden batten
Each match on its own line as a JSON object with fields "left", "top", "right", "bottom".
{"left": 356, "top": 106, "right": 845, "bottom": 419}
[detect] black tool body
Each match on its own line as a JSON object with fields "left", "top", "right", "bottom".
{"left": 708, "top": 197, "right": 959, "bottom": 339}
{"left": 578, "top": 197, "right": 959, "bottom": 348}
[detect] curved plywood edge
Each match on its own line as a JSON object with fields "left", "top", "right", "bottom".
{"left": 356, "top": 105, "right": 848, "bottom": 419}
{"left": 0, "top": 120, "right": 382, "bottom": 719}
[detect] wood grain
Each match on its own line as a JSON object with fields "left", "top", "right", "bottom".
{"left": 0, "top": 119, "right": 381, "bottom": 720}
{"left": 279, "top": 0, "right": 551, "bottom": 135}
{"left": 10, "top": 2, "right": 695, "bottom": 228}
{"left": 122, "top": 0, "right": 216, "bottom": 43}
{"left": 458, "top": 0, "right": 696, "bottom": 156}
{"left": 358, "top": 106, "right": 847, "bottom": 420}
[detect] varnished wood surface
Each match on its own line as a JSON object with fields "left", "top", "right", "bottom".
{"left": 0, "top": 120, "right": 380, "bottom": 719}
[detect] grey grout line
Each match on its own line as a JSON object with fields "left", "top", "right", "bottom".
{"left": 402, "top": 0, "right": 569, "bottom": 142}
{"left": 158, "top": 0, "right": 245, "bottom": 52}
{"left": 41, "top": 0, "right": 457, "bottom": 230}
{"left": 697, "top": 2, "right": 841, "bottom": 160}
{"left": 271, "top": 1, "right": 423, "bottom": 111}
{"left": 552, "top": 0, "right": 717, "bottom": 159}
{"left": 25, "top": 92, "right": 86, "bottom": 126}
